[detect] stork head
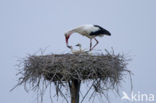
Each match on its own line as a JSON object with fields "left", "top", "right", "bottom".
{"left": 65, "top": 31, "right": 73, "bottom": 46}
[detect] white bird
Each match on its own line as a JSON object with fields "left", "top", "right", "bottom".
{"left": 68, "top": 43, "right": 84, "bottom": 53}
{"left": 64, "top": 24, "right": 111, "bottom": 51}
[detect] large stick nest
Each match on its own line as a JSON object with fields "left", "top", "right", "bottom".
{"left": 13, "top": 50, "right": 131, "bottom": 102}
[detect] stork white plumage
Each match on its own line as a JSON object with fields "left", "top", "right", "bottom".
{"left": 65, "top": 24, "right": 111, "bottom": 51}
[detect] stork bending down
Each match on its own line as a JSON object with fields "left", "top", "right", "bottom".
{"left": 65, "top": 24, "right": 111, "bottom": 51}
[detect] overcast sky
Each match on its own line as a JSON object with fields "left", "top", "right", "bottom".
{"left": 0, "top": 0, "right": 156, "bottom": 103}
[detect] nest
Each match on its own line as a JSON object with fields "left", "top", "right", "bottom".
{"left": 13, "top": 51, "right": 131, "bottom": 103}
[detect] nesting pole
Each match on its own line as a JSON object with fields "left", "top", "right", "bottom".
{"left": 69, "top": 80, "right": 81, "bottom": 103}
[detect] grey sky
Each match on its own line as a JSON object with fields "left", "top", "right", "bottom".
{"left": 0, "top": 0, "right": 156, "bottom": 103}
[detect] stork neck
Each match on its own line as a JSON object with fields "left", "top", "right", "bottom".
{"left": 67, "top": 30, "right": 75, "bottom": 37}
{"left": 67, "top": 27, "right": 82, "bottom": 37}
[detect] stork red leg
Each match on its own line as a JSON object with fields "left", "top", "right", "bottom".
{"left": 90, "top": 38, "right": 99, "bottom": 51}
{"left": 90, "top": 39, "right": 92, "bottom": 51}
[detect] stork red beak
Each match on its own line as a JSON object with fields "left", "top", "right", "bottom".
{"left": 65, "top": 35, "right": 69, "bottom": 45}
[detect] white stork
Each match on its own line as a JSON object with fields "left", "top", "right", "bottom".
{"left": 65, "top": 24, "right": 111, "bottom": 51}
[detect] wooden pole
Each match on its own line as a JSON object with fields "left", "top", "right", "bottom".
{"left": 69, "top": 79, "right": 81, "bottom": 103}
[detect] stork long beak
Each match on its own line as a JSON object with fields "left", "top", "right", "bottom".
{"left": 65, "top": 35, "right": 69, "bottom": 45}
{"left": 65, "top": 35, "right": 71, "bottom": 49}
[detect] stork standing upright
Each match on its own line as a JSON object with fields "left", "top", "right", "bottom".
{"left": 65, "top": 24, "right": 111, "bottom": 51}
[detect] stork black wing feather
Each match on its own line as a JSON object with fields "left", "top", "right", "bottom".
{"left": 89, "top": 25, "right": 111, "bottom": 36}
